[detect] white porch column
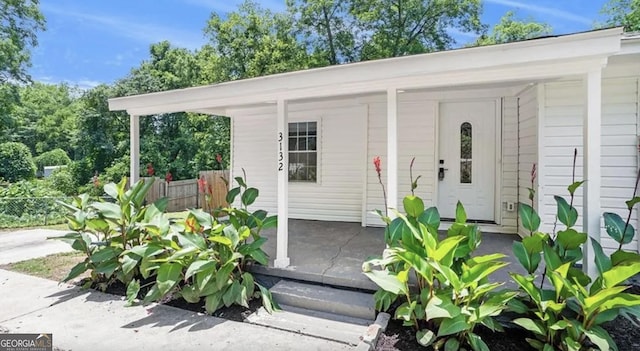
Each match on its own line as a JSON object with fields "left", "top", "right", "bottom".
{"left": 582, "top": 69, "right": 602, "bottom": 278}
{"left": 387, "top": 88, "right": 399, "bottom": 212}
{"left": 275, "top": 99, "right": 290, "bottom": 268}
{"left": 130, "top": 114, "right": 140, "bottom": 186}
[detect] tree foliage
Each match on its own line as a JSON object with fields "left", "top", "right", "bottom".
{"left": 602, "top": 0, "right": 640, "bottom": 31}
{"left": 0, "top": 141, "right": 35, "bottom": 182}
{"left": 473, "top": 11, "right": 552, "bottom": 46}
{"left": 0, "top": 0, "right": 45, "bottom": 84}
{"left": 34, "top": 148, "right": 71, "bottom": 172}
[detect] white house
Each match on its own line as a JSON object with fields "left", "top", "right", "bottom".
{"left": 109, "top": 28, "right": 640, "bottom": 276}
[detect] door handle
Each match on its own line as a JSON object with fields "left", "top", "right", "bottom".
{"left": 439, "top": 167, "right": 448, "bottom": 181}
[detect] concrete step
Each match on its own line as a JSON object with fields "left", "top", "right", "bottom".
{"left": 269, "top": 280, "right": 376, "bottom": 320}
{"left": 245, "top": 305, "right": 370, "bottom": 346}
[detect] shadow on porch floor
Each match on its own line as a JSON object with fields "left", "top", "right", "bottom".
{"left": 249, "top": 219, "right": 527, "bottom": 291}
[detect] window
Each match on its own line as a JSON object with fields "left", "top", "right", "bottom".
{"left": 460, "top": 122, "right": 472, "bottom": 184}
{"left": 288, "top": 121, "right": 317, "bottom": 182}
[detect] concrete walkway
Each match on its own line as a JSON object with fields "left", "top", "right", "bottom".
{"left": 0, "top": 269, "right": 352, "bottom": 351}
{"left": 0, "top": 229, "right": 73, "bottom": 265}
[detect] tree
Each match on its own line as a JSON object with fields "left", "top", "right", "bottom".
{"left": 287, "top": 0, "right": 357, "bottom": 65}
{"left": 204, "top": 0, "right": 312, "bottom": 80}
{"left": 351, "top": 0, "right": 485, "bottom": 60}
{"left": 34, "top": 148, "right": 71, "bottom": 173}
{"left": 0, "top": 0, "right": 45, "bottom": 84}
{"left": 0, "top": 141, "right": 35, "bottom": 181}
{"left": 473, "top": 11, "right": 552, "bottom": 46}
{"left": 601, "top": 0, "right": 640, "bottom": 31}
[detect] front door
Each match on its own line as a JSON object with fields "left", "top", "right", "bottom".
{"left": 437, "top": 101, "right": 496, "bottom": 221}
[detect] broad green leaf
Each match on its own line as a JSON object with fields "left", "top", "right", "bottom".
{"left": 234, "top": 176, "right": 247, "bottom": 188}
{"left": 262, "top": 215, "right": 277, "bottom": 229}
{"left": 178, "top": 232, "right": 207, "bottom": 250}
{"left": 215, "top": 262, "right": 236, "bottom": 290}
{"left": 241, "top": 272, "right": 255, "bottom": 299}
{"left": 550, "top": 263, "right": 571, "bottom": 301}
{"left": 584, "top": 329, "right": 611, "bottom": 351}
{"left": 611, "top": 250, "right": 640, "bottom": 266}
{"left": 167, "top": 246, "right": 198, "bottom": 261}
{"left": 568, "top": 181, "right": 584, "bottom": 196}
{"left": 522, "top": 233, "right": 546, "bottom": 254}
{"left": 468, "top": 333, "right": 490, "bottom": 351}
{"left": 208, "top": 235, "right": 233, "bottom": 247}
{"left": 603, "top": 212, "right": 635, "bottom": 245}
{"left": 444, "top": 338, "right": 460, "bottom": 351}
{"left": 121, "top": 254, "right": 139, "bottom": 275}
{"left": 62, "top": 261, "right": 88, "bottom": 282}
{"left": 226, "top": 187, "right": 241, "bottom": 205}
{"left": 543, "top": 243, "right": 562, "bottom": 271}
{"left": 418, "top": 207, "right": 440, "bottom": 230}
{"left": 592, "top": 238, "right": 612, "bottom": 276}
{"left": 626, "top": 196, "right": 640, "bottom": 210}
{"left": 455, "top": 201, "right": 467, "bottom": 224}
{"left": 363, "top": 270, "right": 406, "bottom": 295}
{"left": 126, "top": 279, "right": 140, "bottom": 306}
{"left": 603, "top": 262, "right": 640, "bottom": 288}
{"left": 513, "top": 318, "right": 545, "bottom": 336}
{"left": 95, "top": 260, "right": 118, "bottom": 276}
{"left": 416, "top": 329, "right": 436, "bottom": 347}
{"left": 156, "top": 262, "right": 182, "bottom": 296}
{"left": 205, "top": 292, "right": 223, "bottom": 314}
{"left": 90, "top": 247, "right": 119, "bottom": 263}
{"left": 425, "top": 295, "right": 460, "bottom": 321}
{"left": 511, "top": 273, "right": 541, "bottom": 304}
{"left": 395, "top": 301, "right": 416, "bottom": 321}
{"left": 241, "top": 188, "right": 259, "bottom": 207}
{"left": 403, "top": 195, "right": 424, "bottom": 218}
{"left": 257, "top": 283, "right": 280, "bottom": 314}
{"left": 92, "top": 202, "right": 122, "bottom": 221}
{"left": 556, "top": 229, "right": 587, "bottom": 250}
{"left": 438, "top": 315, "right": 469, "bottom": 337}
{"left": 583, "top": 286, "right": 628, "bottom": 316}
{"left": 433, "top": 236, "right": 465, "bottom": 262}
{"left": 555, "top": 196, "right": 578, "bottom": 228}
{"left": 185, "top": 260, "right": 216, "bottom": 279}
{"left": 103, "top": 182, "right": 120, "bottom": 200}
{"left": 513, "top": 241, "right": 540, "bottom": 274}
{"left": 600, "top": 293, "right": 640, "bottom": 311}
{"left": 519, "top": 203, "right": 540, "bottom": 232}
{"left": 181, "top": 284, "right": 200, "bottom": 303}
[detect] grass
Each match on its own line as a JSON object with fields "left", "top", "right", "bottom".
{"left": 0, "top": 251, "right": 85, "bottom": 282}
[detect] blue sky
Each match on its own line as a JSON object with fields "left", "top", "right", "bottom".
{"left": 33, "top": 0, "right": 610, "bottom": 89}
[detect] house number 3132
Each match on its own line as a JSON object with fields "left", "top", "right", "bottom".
{"left": 278, "top": 132, "right": 284, "bottom": 171}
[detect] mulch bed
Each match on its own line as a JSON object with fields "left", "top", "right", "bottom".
{"left": 376, "top": 284, "right": 640, "bottom": 351}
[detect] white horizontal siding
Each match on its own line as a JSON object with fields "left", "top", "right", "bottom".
{"left": 502, "top": 97, "right": 518, "bottom": 231}
{"left": 541, "top": 77, "right": 639, "bottom": 253}
{"left": 366, "top": 99, "right": 437, "bottom": 226}
{"left": 518, "top": 86, "right": 538, "bottom": 236}
{"left": 231, "top": 100, "right": 366, "bottom": 222}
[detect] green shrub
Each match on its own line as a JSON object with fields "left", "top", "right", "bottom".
{"left": 0, "top": 142, "right": 36, "bottom": 182}
{"left": 363, "top": 159, "right": 514, "bottom": 350}
{"left": 104, "top": 155, "right": 130, "bottom": 183}
{"left": 67, "top": 159, "right": 93, "bottom": 189}
{"left": 47, "top": 168, "right": 78, "bottom": 196}
{"left": 34, "top": 148, "right": 71, "bottom": 173}
{"left": 0, "top": 180, "right": 67, "bottom": 228}
{"left": 510, "top": 152, "right": 640, "bottom": 351}
{"left": 52, "top": 174, "right": 279, "bottom": 314}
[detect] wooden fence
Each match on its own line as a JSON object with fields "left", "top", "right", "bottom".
{"left": 142, "top": 170, "right": 229, "bottom": 213}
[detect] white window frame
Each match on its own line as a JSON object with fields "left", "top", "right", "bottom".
{"left": 287, "top": 119, "right": 321, "bottom": 183}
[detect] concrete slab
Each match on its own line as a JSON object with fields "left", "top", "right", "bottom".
{"left": 0, "top": 270, "right": 352, "bottom": 351}
{"left": 270, "top": 280, "right": 375, "bottom": 320}
{"left": 0, "top": 229, "right": 72, "bottom": 265}
{"left": 246, "top": 305, "right": 369, "bottom": 346}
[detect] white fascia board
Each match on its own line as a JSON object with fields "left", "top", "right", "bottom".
{"left": 109, "top": 28, "right": 623, "bottom": 115}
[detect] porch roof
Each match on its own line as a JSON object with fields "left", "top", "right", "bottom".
{"left": 108, "top": 28, "right": 624, "bottom": 117}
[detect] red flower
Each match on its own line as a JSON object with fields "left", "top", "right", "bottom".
{"left": 373, "top": 156, "right": 382, "bottom": 177}
{"left": 197, "top": 176, "right": 207, "bottom": 193}
{"left": 146, "top": 163, "right": 155, "bottom": 176}
{"left": 216, "top": 154, "right": 223, "bottom": 164}
{"left": 165, "top": 171, "right": 173, "bottom": 183}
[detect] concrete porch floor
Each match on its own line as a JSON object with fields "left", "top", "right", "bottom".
{"left": 250, "top": 219, "right": 525, "bottom": 291}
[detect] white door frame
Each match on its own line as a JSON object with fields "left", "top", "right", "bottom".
{"left": 433, "top": 98, "right": 503, "bottom": 224}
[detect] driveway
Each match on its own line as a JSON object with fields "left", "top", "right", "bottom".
{"left": 0, "top": 228, "right": 72, "bottom": 265}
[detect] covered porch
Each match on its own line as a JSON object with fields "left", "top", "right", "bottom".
{"left": 251, "top": 219, "right": 524, "bottom": 290}
{"left": 108, "top": 28, "right": 627, "bottom": 279}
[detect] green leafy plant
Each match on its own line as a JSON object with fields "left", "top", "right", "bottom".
{"left": 0, "top": 141, "right": 36, "bottom": 182}
{"left": 364, "top": 157, "right": 514, "bottom": 350}
{"left": 512, "top": 151, "right": 640, "bottom": 351}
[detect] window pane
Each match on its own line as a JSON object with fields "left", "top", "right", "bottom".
{"left": 308, "top": 122, "right": 317, "bottom": 136}
{"left": 460, "top": 122, "right": 472, "bottom": 184}
{"left": 299, "top": 122, "right": 308, "bottom": 136}
{"left": 308, "top": 137, "right": 317, "bottom": 151}
{"left": 307, "top": 166, "right": 317, "bottom": 182}
{"left": 289, "top": 123, "right": 297, "bottom": 137}
{"left": 299, "top": 137, "right": 307, "bottom": 151}
{"left": 308, "top": 152, "right": 317, "bottom": 167}
{"left": 289, "top": 137, "right": 297, "bottom": 151}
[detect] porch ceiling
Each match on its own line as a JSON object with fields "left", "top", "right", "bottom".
{"left": 108, "top": 28, "right": 623, "bottom": 117}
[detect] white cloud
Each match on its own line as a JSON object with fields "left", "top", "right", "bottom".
{"left": 182, "top": 0, "right": 286, "bottom": 12}
{"left": 41, "top": 5, "right": 206, "bottom": 50}
{"left": 35, "top": 76, "right": 103, "bottom": 90}
{"left": 485, "top": 0, "right": 592, "bottom": 25}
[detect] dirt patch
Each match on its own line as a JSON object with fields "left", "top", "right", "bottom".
{"left": 0, "top": 251, "right": 85, "bottom": 281}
